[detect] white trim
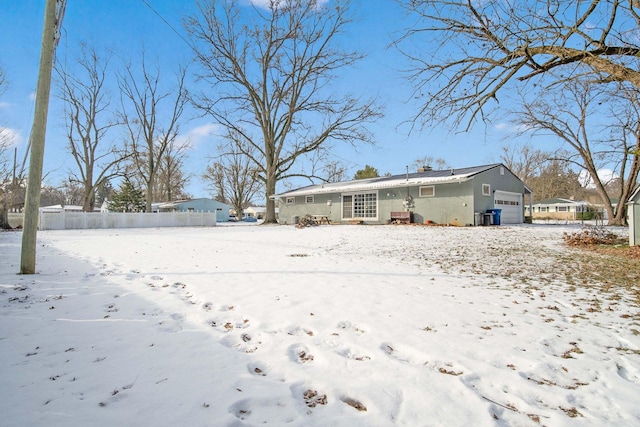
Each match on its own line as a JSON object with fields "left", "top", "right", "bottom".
{"left": 341, "top": 190, "right": 378, "bottom": 221}
{"left": 273, "top": 174, "right": 473, "bottom": 199}
{"left": 482, "top": 184, "right": 491, "bottom": 196}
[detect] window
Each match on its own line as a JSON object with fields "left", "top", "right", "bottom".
{"left": 187, "top": 208, "right": 195, "bottom": 212}
{"left": 482, "top": 184, "right": 491, "bottom": 196}
{"left": 557, "top": 206, "right": 567, "bottom": 212}
{"left": 305, "top": 195, "right": 314, "bottom": 204}
{"left": 286, "top": 197, "right": 295, "bottom": 205}
{"left": 495, "top": 199, "right": 519, "bottom": 206}
{"left": 342, "top": 192, "right": 377, "bottom": 219}
{"left": 419, "top": 186, "right": 435, "bottom": 197}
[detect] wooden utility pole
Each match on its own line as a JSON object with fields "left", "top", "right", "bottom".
{"left": 20, "top": 0, "right": 61, "bottom": 274}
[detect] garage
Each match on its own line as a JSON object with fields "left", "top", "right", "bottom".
{"left": 494, "top": 191, "right": 523, "bottom": 224}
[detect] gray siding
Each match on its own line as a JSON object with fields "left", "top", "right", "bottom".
{"left": 630, "top": 192, "right": 640, "bottom": 246}
{"left": 472, "top": 166, "right": 526, "bottom": 216}
{"left": 276, "top": 164, "right": 526, "bottom": 226}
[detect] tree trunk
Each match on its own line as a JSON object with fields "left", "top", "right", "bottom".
{"left": 264, "top": 167, "right": 277, "bottom": 224}
{"left": 82, "top": 181, "right": 95, "bottom": 212}
{"left": 0, "top": 206, "right": 11, "bottom": 229}
{"left": 146, "top": 183, "right": 153, "bottom": 213}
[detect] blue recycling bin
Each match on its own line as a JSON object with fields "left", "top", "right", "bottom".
{"left": 486, "top": 209, "right": 502, "bottom": 225}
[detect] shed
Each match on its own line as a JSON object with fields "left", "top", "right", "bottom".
{"left": 628, "top": 186, "right": 640, "bottom": 246}
{"left": 152, "top": 198, "right": 233, "bottom": 223}
{"left": 272, "top": 163, "right": 531, "bottom": 226}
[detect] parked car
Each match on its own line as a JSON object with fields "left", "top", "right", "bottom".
{"left": 228, "top": 215, "right": 238, "bottom": 222}
{"left": 242, "top": 216, "right": 258, "bottom": 222}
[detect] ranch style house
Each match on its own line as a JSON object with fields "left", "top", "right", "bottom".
{"left": 272, "top": 163, "right": 531, "bottom": 226}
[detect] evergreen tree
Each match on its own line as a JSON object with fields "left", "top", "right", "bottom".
{"left": 109, "top": 181, "right": 146, "bottom": 212}
{"left": 353, "top": 165, "right": 380, "bottom": 180}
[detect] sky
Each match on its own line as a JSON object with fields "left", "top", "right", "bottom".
{"left": 1, "top": 223, "right": 638, "bottom": 425}
{"left": 0, "top": 0, "right": 540, "bottom": 200}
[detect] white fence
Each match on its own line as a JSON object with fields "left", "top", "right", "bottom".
{"left": 36, "top": 211, "right": 217, "bottom": 230}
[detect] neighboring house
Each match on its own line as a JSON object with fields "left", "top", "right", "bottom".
{"left": 40, "top": 204, "right": 88, "bottom": 212}
{"left": 526, "top": 198, "right": 596, "bottom": 221}
{"left": 151, "top": 198, "right": 233, "bottom": 223}
{"left": 272, "top": 163, "right": 531, "bottom": 225}
{"left": 628, "top": 186, "right": 640, "bottom": 246}
{"left": 244, "top": 206, "right": 278, "bottom": 220}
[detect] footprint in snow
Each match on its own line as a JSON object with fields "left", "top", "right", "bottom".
{"left": 157, "top": 313, "right": 184, "bottom": 333}
{"left": 248, "top": 362, "right": 270, "bottom": 376}
{"left": 336, "top": 320, "right": 367, "bottom": 334}
{"left": 617, "top": 360, "right": 640, "bottom": 383}
{"left": 229, "top": 397, "right": 299, "bottom": 424}
{"left": 220, "top": 333, "right": 260, "bottom": 354}
{"left": 289, "top": 343, "right": 315, "bottom": 364}
{"left": 381, "top": 342, "right": 429, "bottom": 365}
{"left": 338, "top": 346, "right": 371, "bottom": 361}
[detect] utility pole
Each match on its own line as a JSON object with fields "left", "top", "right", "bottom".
{"left": 20, "top": 0, "right": 65, "bottom": 274}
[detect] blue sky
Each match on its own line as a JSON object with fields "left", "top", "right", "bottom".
{"left": 0, "top": 0, "right": 534, "bottom": 198}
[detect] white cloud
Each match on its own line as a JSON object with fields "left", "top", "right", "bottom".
{"left": 579, "top": 168, "right": 618, "bottom": 188}
{"left": 0, "top": 127, "right": 22, "bottom": 148}
{"left": 177, "top": 123, "right": 221, "bottom": 149}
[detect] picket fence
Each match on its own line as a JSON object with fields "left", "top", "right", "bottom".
{"left": 38, "top": 211, "right": 217, "bottom": 230}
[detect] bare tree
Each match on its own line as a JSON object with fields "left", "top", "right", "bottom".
{"left": 153, "top": 140, "right": 191, "bottom": 201}
{"left": 499, "top": 143, "right": 549, "bottom": 185}
{"left": 203, "top": 133, "right": 262, "bottom": 218}
{"left": 322, "top": 160, "right": 348, "bottom": 183}
{"left": 397, "top": 1, "right": 640, "bottom": 130}
{"left": 119, "top": 59, "right": 188, "bottom": 212}
{"left": 525, "top": 157, "right": 584, "bottom": 203}
{"left": 411, "top": 156, "right": 448, "bottom": 172}
{"left": 185, "top": 0, "right": 382, "bottom": 223}
{"left": 59, "top": 178, "right": 86, "bottom": 206}
{"left": 515, "top": 79, "right": 639, "bottom": 225}
{"left": 56, "top": 44, "right": 127, "bottom": 212}
{"left": 39, "top": 185, "right": 66, "bottom": 207}
{"left": 0, "top": 67, "right": 23, "bottom": 229}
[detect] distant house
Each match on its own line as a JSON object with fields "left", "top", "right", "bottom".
{"left": 272, "top": 163, "right": 531, "bottom": 226}
{"left": 628, "top": 186, "right": 640, "bottom": 246}
{"left": 244, "top": 206, "right": 278, "bottom": 220}
{"left": 151, "top": 198, "right": 233, "bottom": 223}
{"left": 40, "top": 204, "right": 90, "bottom": 213}
{"left": 526, "top": 198, "right": 595, "bottom": 221}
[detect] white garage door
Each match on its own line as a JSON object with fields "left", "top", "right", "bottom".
{"left": 493, "top": 191, "right": 523, "bottom": 224}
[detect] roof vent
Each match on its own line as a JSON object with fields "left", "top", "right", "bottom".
{"left": 451, "top": 168, "right": 455, "bottom": 175}
{"left": 417, "top": 165, "right": 432, "bottom": 173}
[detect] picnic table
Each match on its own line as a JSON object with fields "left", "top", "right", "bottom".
{"left": 310, "top": 215, "right": 331, "bottom": 225}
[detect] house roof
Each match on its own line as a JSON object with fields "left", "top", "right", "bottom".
{"left": 534, "top": 198, "right": 589, "bottom": 206}
{"left": 39, "top": 204, "right": 85, "bottom": 212}
{"left": 628, "top": 186, "right": 640, "bottom": 203}
{"left": 272, "top": 164, "right": 513, "bottom": 199}
{"left": 153, "top": 198, "right": 232, "bottom": 209}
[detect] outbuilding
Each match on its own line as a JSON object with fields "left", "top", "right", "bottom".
{"left": 272, "top": 163, "right": 531, "bottom": 226}
{"left": 628, "top": 186, "right": 640, "bottom": 246}
{"left": 152, "top": 198, "right": 233, "bottom": 223}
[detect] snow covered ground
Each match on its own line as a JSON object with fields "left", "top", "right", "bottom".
{"left": 1, "top": 223, "right": 639, "bottom": 426}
